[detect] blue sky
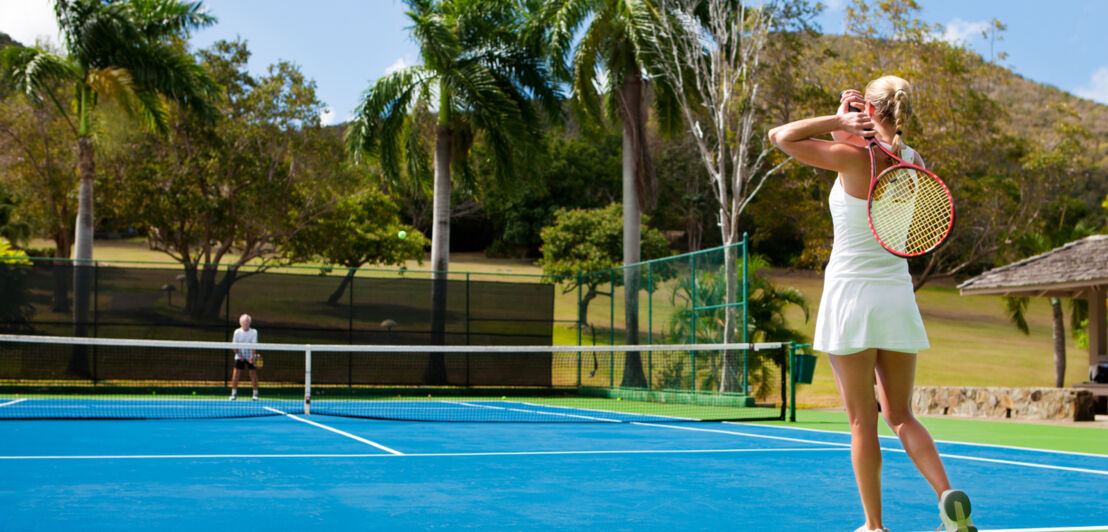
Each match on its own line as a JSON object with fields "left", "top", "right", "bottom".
{"left": 2, "top": 0, "right": 1106, "bottom": 125}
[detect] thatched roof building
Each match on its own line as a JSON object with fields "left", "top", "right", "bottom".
{"left": 958, "top": 235, "right": 1108, "bottom": 381}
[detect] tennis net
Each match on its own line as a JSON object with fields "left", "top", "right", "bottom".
{"left": 0, "top": 335, "right": 792, "bottom": 422}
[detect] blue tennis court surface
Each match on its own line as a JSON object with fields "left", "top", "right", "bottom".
{"left": 1, "top": 412, "right": 1105, "bottom": 531}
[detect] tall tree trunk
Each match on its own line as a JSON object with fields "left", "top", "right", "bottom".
{"left": 425, "top": 122, "right": 452, "bottom": 385}
{"left": 67, "top": 136, "right": 95, "bottom": 377}
{"left": 619, "top": 66, "right": 647, "bottom": 389}
{"left": 1051, "top": 298, "right": 1065, "bottom": 388}
{"left": 327, "top": 268, "right": 356, "bottom": 306}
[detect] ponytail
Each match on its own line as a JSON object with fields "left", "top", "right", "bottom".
{"left": 864, "top": 76, "right": 913, "bottom": 155}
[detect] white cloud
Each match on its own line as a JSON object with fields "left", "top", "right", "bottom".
{"left": 939, "top": 18, "right": 990, "bottom": 45}
{"left": 384, "top": 57, "right": 410, "bottom": 75}
{"left": 320, "top": 107, "right": 337, "bottom": 126}
{"left": 0, "top": 0, "right": 62, "bottom": 47}
{"left": 823, "top": 0, "right": 845, "bottom": 10}
{"left": 1075, "top": 66, "right": 1108, "bottom": 105}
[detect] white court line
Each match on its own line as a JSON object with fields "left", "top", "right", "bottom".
{"left": 637, "top": 423, "right": 1108, "bottom": 477}
{"left": 447, "top": 401, "right": 624, "bottom": 421}
{"left": 0, "top": 399, "right": 27, "bottom": 408}
{"left": 515, "top": 401, "right": 699, "bottom": 422}
{"left": 741, "top": 421, "right": 1108, "bottom": 458}
{"left": 0, "top": 447, "right": 848, "bottom": 460}
{"left": 959, "top": 527, "right": 1108, "bottom": 532}
{"left": 262, "top": 407, "right": 403, "bottom": 455}
{"left": 934, "top": 452, "right": 1108, "bottom": 476}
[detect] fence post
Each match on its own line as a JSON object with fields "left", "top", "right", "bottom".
{"left": 690, "top": 253, "right": 697, "bottom": 391}
{"left": 647, "top": 262, "right": 653, "bottom": 389}
{"left": 92, "top": 261, "right": 98, "bottom": 383}
{"left": 465, "top": 272, "right": 471, "bottom": 345}
{"left": 348, "top": 271, "right": 353, "bottom": 388}
{"left": 576, "top": 270, "right": 583, "bottom": 387}
{"left": 788, "top": 343, "right": 797, "bottom": 422}
{"left": 742, "top": 234, "right": 749, "bottom": 393}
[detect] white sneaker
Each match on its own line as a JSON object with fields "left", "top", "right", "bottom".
{"left": 229, "top": 394, "right": 237, "bottom": 401}
{"left": 938, "top": 489, "right": 977, "bottom": 532}
{"left": 252, "top": 392, "right": 259, "bottom": 401}
{"left": 854, "top": 526, "right": 890, "bottom": 532}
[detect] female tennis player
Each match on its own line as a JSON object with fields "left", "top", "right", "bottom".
{"left": 768, "top": 76, "right": 976, "bottom": 532}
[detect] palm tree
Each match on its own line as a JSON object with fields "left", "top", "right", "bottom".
{"left": 544, "top": 0, "right": 677, "bottom": 387}
{"left": 1005, "top": 229, "right": 1092, "bottom": 388}
{"left": 1, "top": 0, "right": 217, "bottom": 374}
{"left": 347, "top": 0, "right": 560, "bottom": 383}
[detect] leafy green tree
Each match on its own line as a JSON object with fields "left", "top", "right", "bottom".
{"left": 484, "top": 127, "right": 622, "bottom": 254}
{"left": 538, "top": 202, "right": 672, "bottom": 386}
{"left": 105, "top": 40, "right": 352, "bottom": 319}
{"left": 0, "top": 183, "right": 31, "bottom": 247}
{"left": 347, "top": 0, "right": 560, "bottom": 383}
{"left": 0, "top": 237, "right": 33, "bottom": 332}
{"left": 0, "top": 0, "right": 218, "bottom": 339}
{"left": 284, "top": 187, "right": 429, "bottom": 305}
{"left": 0, "top": 90, "right": 78, "bottom": 311}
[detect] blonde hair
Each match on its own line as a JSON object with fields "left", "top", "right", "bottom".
{"left": 239, "top": 314, "right": 252, "bottom": 326}
{"left": 864, "top": 75, "right": 912, "bottom": 155}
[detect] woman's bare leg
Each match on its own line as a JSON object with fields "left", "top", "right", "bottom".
{"left": 829, "top": 349, "right": 883, "bottom": 530}
{"left": 875, "top": 349, "right": 951, "bottom": 498}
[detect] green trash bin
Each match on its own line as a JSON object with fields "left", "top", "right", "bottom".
{"left": 792, "top": 351, "right": 817, "bottom": 384}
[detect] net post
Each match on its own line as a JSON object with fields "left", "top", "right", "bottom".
{"left": 788, "top": 343, "right": 797, "bottom": 422}
{"left": 304, "top": 345, "right": 312, "bottom": 416}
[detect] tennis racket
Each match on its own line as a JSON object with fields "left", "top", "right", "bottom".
{"left": 864, "top": 138, "right": 955, "bottom": 257}
{"left": 252, "top": 352, "right": 263, "bottom": 369}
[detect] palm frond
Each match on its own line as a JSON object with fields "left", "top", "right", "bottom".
{"left": 122, "top": 0, "right": 217, "bottom": 40}
{"left": 346, "top": 66, "right": 432, "bottom": 179}
{"left": 406, "top": 5, "right": 462, "bottom": 73}
{"left": 0, "top": 47, "right": 80, "bottom": 108}
{"left": 1005, "top": 296, "right": 1031, "bottom": 335}
{"left": 542, "top": 0, "right": 596, "bottom": 81}
{"left": 109, "top": 40, "right": 219, "bottom": 126}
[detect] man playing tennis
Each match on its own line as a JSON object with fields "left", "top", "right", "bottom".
{"left": 768, "top": 76, "right": 975, "bottom": 532}
{"left": 229, "top": 313, "right": 259, "bottom": 401}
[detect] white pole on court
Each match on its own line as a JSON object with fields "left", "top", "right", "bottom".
{"left": 304, "top": 346, "right": 312, "bottom": 416}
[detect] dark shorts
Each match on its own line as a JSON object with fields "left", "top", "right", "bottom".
{"left": 234, "top": 358, "right": 257, "bottom": 371}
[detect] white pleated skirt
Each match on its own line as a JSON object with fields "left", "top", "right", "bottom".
{"left": 813, "top": 277, "right": 930, "bottom": 356}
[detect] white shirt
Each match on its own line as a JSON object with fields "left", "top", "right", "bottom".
{"left": 233, "top": 328, "right": 258, "bottom": 360}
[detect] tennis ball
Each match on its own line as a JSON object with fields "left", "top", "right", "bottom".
{"left": 501, "top": 396, "right": 507, "bottom": 400}
{"left": 192, "top": 391, "right": 196, "bottom": 395}
{"left": 398, "top": 230, "right": 408, "bottom": 240}
{"left": 616, "top": 397, "right": 622, "bottom": 401}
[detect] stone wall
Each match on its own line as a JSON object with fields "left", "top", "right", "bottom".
{"left": 912, "top": 386, "right": 1096, "bottom": 422}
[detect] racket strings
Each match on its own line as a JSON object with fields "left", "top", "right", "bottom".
{"left": 870, "top": 167, "right": 953, "bottom": 255}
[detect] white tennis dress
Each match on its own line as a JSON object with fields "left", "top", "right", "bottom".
{"left": 813, "top": 145, "right": 930, "bottom": 356}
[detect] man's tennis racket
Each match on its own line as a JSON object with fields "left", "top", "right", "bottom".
{"left": 864, "top": 139, "right": 955, "bottom": 257}
{"left": 252, "top": 352, "right": 263, "bottom": 369}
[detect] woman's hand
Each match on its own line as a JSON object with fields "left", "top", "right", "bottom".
{"left": 832, "top": 90, "right": 872, "bottom": 145}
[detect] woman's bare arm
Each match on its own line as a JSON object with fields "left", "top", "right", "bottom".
{"left": 768, "top": 114, "right": 871, "bottom": 175}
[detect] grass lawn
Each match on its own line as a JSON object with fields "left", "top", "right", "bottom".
{"left": 35, "top": 239, "right": 1101, "bottom": 410}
